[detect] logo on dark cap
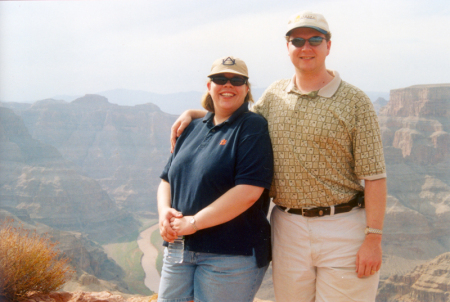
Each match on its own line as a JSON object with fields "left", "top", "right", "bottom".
{"left": 222, "top": 57, "right": 236, "bottom": 65}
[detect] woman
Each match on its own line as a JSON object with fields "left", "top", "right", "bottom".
{"left": 157, "top": 56, "right": 273, "bottom": 302}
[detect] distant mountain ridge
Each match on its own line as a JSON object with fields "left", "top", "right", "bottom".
{"left": 96, "top": 88, "right": 389, "bottom": 112}
{"left": 47, "top": 88, "right": 389, "bottom": 115}
{"left": 96, "top": 89, "right": 203, "bottom": 114}
{"left": 373, "top": 97, "right": 388, "bottom": 114}
{"left": 4, "top": 87, "right": 389, "bottom": 115}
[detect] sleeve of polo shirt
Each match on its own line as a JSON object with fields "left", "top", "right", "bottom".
{"left": 251, "top": 82, "right": 277, "bottom": 117}
{"left": 353, "top": 94, "right": 387, "bottom": 180}
{"left": 159, "top": 121, "right": 196, "bottom": 182}
{"left": 234, "top": 116, "right": 273, "bottom": 190}
{"left": 251, "top": 98, "right": 266, "bottom": 116}
{"left": 159, "top": 154, "right": 173, "bottom": 182}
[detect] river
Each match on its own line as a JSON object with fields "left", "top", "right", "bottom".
{"left": 137, "top": 223, "right": 161, "bottom": 293}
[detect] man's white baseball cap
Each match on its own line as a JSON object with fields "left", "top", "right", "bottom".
{"left": 286, "top": 11, "right": 330, "bottom": 36}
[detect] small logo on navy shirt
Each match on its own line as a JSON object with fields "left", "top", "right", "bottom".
{"left": 220, "top": 139, "right": 227, "bottom": 145}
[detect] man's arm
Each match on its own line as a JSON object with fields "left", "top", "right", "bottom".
{"left": 170, "top": 109, "right": 207, "bottom": 153}
{"left": 355, "top": 177, "right": 386, "bottom": 278}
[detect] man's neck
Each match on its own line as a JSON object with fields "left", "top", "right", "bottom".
{"left": 294, "top": 69, "right": 334, "bottom": 94}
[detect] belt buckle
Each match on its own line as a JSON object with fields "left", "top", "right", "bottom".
{"left": 303, "top": 207, "right": 325, "bottom": 217}
{"left": 302, "top": 208, "right": 314, "bottom": 217}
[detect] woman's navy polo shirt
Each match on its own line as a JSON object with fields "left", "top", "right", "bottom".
{"left": 160, "top": 102, "right": 274, "bottom": 267}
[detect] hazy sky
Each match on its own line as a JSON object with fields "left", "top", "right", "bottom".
{"left": 1, "top": 0, "right": 449, "bottom": 103}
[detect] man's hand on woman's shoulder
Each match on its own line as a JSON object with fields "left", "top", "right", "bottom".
{"left": 170, "top": 109, "right": 207, "bottom": 153}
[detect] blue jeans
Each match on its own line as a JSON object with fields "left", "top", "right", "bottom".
{"left": 158, "top": 248, "right": 268, "bottom": 302}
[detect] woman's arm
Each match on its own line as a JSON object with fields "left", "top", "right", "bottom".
{"left": 170, "top": 109, "right": 207, "bottom": 153}
{"left": 157, "top": 179, "right": 183, "bottom": 242}
{"left": 170, "top": 184, "right": 264, "bottom": 235}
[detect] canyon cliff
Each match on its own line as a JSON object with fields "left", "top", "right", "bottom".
{"left": 378, "top": 84, "right": 450, "bottom": 291}
{"left": 377, "top": 253, "right": 450, "bottom": 301}
{"left": 0, "top": 107, "right": 138, "bottom": 242}
{"left": 2, "top": 86, "right": 450, "bottom": 300}
{"left": 2, "top": 95, "right": 177, "bottom": 212}
{"left": 0, "top": 96, "right": 178, "bottom": 295}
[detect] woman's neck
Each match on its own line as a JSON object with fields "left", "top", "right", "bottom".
{"left": 213, "top": 112, "right": 231, "bottom": 125}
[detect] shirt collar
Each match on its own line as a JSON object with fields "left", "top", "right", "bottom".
{"left": 203, "top": 102, "right": 249, "bottom": 125}
{"left": 284, "top": 70, "right": 341, "bottom": 98}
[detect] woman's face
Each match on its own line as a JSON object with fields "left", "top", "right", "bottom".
{"left": 207, "top": 73, "right": 249, "bottom": 116}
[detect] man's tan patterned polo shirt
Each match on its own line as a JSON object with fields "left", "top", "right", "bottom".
{"left": 252, "top": 71, "right": 386, "bottom": 208}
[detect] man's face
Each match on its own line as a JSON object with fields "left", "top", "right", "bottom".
{"left": 287, "top": 27, "right": 331, "bottom": 75}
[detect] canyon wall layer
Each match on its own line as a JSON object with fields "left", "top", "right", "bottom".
{"left": 2, "top": 95, "right": 177, "bottom": 213}
{"left": 377, "top": 84, "right": 450, "bottom": 299}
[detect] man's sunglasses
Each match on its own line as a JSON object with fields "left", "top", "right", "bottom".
{"left": 290, "top": 36, "right": 325, "bottom": 48}
{"left": 210, "top": 76, "right": 247, "bottom": 86}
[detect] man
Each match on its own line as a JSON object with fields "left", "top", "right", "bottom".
{"left": 170, "top": 11, "right": 386, "bottom": 302}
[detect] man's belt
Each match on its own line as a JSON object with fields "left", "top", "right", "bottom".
{"left": 278, "top": 192, "right": 364, "bottom": 218}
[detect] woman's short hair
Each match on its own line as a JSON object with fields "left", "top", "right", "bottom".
{"left": 201, "top": 79, "right": 254, "bottom": 113}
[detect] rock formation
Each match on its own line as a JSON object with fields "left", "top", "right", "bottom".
{"left": 23, "top": 291, "right": 158, "bottom": 302}
{"left": 0, "top": 209, "right": 133, "bottom": 295}
{"left": 22, "top": 292, "right": 273, "bottom": 302}
{"left": 380, "top": 84, "right": 450, "bottom": 118}
{"left": 378, "top": 84, "right": 450, "bottom": 283}
{"left": 1, "top": 97, "right": 175, "bottom": 295}
{"left": 379, "top": 85, "right": 450, "bottom": 165}
{"left": 377, "top": 252, "right": 450, "bottom": 302}
{"left": 0, "top": 107, "right": 138, "bottom": 242}
{"left": 4, "top": 95, "right": 177, "bottom": 212}
{"left": 373, "top": 97, "right": 388, "bottom": 114}
{"left": 3, "top": 84, "right": 450, "bottom": 300}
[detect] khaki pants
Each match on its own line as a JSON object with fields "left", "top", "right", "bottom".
{"left": 271, "top": 206, "right": 380, "bottom": 302}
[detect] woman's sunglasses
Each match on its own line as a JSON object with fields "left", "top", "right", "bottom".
{"left": 290, "top": 36, "right": 325, "bottom": 48}
{"left": 210, "top": 76, "right": 247, "bottom": 86}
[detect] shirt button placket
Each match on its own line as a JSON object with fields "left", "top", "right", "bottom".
{"left": 198, "top": 128, "right": 216, "bottom": 149}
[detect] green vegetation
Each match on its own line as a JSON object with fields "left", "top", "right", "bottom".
{"left": 102, "top": 218, "right": 158, "bottom": 296}
{"left": 0, "top": 219, "right": 74, "bottom": 302}
{"left": 103, "top": 239, "right": 151, "bottom": 295}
